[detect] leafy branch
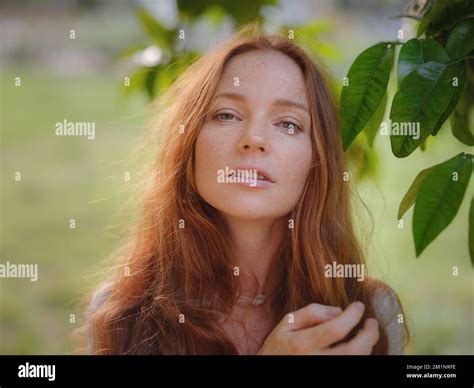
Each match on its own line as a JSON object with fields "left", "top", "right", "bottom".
{"left": 340, "top": 0, "right": 474, "bottom": 264}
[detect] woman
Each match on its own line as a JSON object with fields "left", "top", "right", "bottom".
{"left": 87, "top": 25, "right": 408, "bottom": 355}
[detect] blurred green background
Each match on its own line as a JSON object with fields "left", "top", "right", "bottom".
{"left": 1, "top": 0, "right": 472, "bottom": 354}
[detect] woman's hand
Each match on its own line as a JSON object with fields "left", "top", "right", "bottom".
{"left": 257, "top": 302, "right": 379, "bottom": 355}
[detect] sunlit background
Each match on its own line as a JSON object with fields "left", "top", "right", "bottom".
{"left": 1, "top": 0, "right": 472, "bottom": 355}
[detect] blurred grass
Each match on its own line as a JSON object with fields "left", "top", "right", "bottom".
{"left": 1, "top": 67, "right": 148, "bottom": 354}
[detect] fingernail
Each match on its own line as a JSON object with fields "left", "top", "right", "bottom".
{"left": 353, "top": 301, "right": 365, "bottom": 311}
{"left": 327, "top": 307, "right": 342, "bottom": 317}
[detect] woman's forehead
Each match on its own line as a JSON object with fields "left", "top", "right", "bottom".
{"left": 217, "top": 50, "right": 308, "bottom": 103}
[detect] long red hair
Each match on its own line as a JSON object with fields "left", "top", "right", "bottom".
{"left": 87, "top": 25, "right": 405, "bottom": 355}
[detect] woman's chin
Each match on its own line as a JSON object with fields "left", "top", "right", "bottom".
{"left": 219, "top": 205, "right": 284, "bottom": 221}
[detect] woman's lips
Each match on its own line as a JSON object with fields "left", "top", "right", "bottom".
{"left": 234, "top": 177, "right": 274, "bottom": 189}
{"left": 231, "top": 165, "right": 274, "bottom": 182}
{"left": 226, "top": 166, "right": 275, "bottom": 189}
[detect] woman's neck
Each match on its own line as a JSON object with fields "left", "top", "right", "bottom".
{"left": 223, "top": 214, "right": 287, "bottom": 296}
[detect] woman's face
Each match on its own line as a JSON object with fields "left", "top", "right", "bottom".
{"left": 194, "top": 49, "right": 313, "bottom": 221}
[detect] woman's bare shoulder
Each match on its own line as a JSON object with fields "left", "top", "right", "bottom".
{"left": 369, "top": 280, "right": 406, "bottom": 355}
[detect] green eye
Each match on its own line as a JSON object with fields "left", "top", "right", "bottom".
{"left": 216, "top": 113, "right": 235, "bottom": 120}
{"left": 281, "top": 121, "right": 301, "bottom": 133}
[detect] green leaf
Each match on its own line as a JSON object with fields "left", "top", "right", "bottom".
{"left": 122, "top": 69, "right": 146, "bottom": 96}
{"left": 450, "top": 74, "right": 474, "bottom": 145}
{"left": 118, "top": 43, "right": 151, "bottom": 61}
{"left": 177, "top": 0, "right": 276, "bottom": 25}
{"left": 144, "top": 67, "right": 159, "bottom": 99}
{"left": 417, "top": 0, "right": 451, "bottom": 37}
{"left": 136, "top": 8, "right": 174, "bottom": 49}
{"left": 455, "top": 75, "right": 474, "bottom": 115}
{"left": 177, "top": 0, "right": 216, "bottom": 20}
{"left": 413, "top": 153, "right": 472, "bottom": 257}
{"left": 469, "top": 197, "right": 474, "bottom": 266}
{"left": 296, "top": 20, "right": 332, "bottom": 36}
{"left": 340, "top": 42, "right": 394, "bottom": 150}
{"left": 397, "top": 38, "right": 449, "bottom": 86}
{"left": 395, "top": 39, "right": 463, "bottom": 138}
{"left": 432, "top": 60, "right": 467, "bottom": 136}
{"left": 203, "top": 4, "right": 227, "bottom": 26}
{"left": 452, "top": 109, "right": 474, "bottom": 145}
{"left": 364, "top": 93, "right": 387, "bottom": 147}
{"left": 389, "top": 61, "right": 455, "bottom": 157}
{"left": 420, "top": 139, "right": 427, "bottom": 151}
{"left": 391, "top": 14, "right": 423, "bottom": 22}
{"left": 418, "top": 0, "right": 474, "bottom": 38}
{"left": 398, "top": 167, "right": 433, "bottom": 220}
{"left": 446, "top": 19, "right": 474, "bottom": 59}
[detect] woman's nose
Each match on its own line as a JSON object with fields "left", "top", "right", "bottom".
{"left": 237, "top": 122, "right": 269, "bottom": 155}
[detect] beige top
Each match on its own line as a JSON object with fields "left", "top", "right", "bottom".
{"left": 87, "top": 283, "right": 405, "bottom": 355}
{"left": 372, "top": 285, "right": 405, "bottom": 355}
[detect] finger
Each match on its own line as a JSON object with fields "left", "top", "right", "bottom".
{"left": 323, "top": 318, "right": 380, "bottom": 355}
{"left": 281, "top": 303, "right": 342, "bottom": 331}
{"left": 300, "top": 301, "right": 365, "bottom": 348}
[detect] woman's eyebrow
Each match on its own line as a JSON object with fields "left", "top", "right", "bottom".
{"left": 214, "top": 92, "right": 309, "bottom": 114}
{"left": 214, "top": 92, "right": 246, "bottom": 102}
{"left": 273, "top": 99, "right": 310, "bottom": 113}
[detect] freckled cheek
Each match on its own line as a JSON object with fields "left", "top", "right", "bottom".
{"left": 277, "top": 142, "right": 312, "bottom": 189}
{"left": 195, "top": 129, "right": 234, "bottom": 184}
